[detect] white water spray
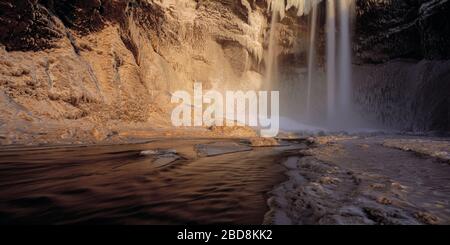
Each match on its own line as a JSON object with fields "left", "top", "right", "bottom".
{"left": 325, "top": 0, "right": 354, "bottom": 128}
{"left": 265, "top": 11, "right": 279, "bottom": 90}
{"left": 338, "top": 0, "right": 353, "bottom": 117}
{"left": 266, "top": 0, "right": 358, "bottom": 131}
{"left": 266, "top": 0, "right": 321, "bottom": 91}
{"left": 306, "top": 4, "right": 318, "bottom": 120}
{"left": 326, "top": 0, "right": 336, "bottom": 122}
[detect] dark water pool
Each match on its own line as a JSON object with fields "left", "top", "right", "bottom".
{"left": 0, "top": 139, "right": 296, "bottom": 224}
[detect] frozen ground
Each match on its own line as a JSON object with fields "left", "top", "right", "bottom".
{"left": 266, "top": 135, "right": 450, "bottom": 225}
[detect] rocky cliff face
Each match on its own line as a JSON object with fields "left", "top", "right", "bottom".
{"left": 0, "top": 0, "right": 269, "bottom": 144}
{"left": 0, "top": 0, "right": 448, "bottom": 145}
{"left": 354, "top": 0, "right": 449, "bottom": 132}
{"left": 355, "top": 0, "right": 450, "bottom": 63}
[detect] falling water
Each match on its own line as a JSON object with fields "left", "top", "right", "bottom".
{"left": 306, "top": 4, "right": 318, "bottom": 120}
{"left": 265, "top": 0, "right": 358, "bottom": 130}
{"left": 337, "top": 0, "right": 353, "bottom": 121}
{"left": 324, "top": 0, "right": 354, "bottom": 128}
{"left": 266, "top": 0, "right": 321, "bottom": 92}
{"left": 265, "top": 11, "right": 279, "bottom": 90}
{"left": 326, "top": 0, "right": 336, "bottom": 122}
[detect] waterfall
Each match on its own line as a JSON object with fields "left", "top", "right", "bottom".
{"left": 265, "top": 11, "right": 279, "bottom": 90}
{"left": 306, "top": 4, "right": 318, "bottom": 120}
{"left": 326, "top": 0, "right": 336, "bottom": 122}
{"left": 266, "top": 0, "right": 322, "bottom": 120}
{"left": 337, "top": 0, "right": 353, "bottom": 120}
{"left": 265, "top": 0, "right": 321, "bottom": 90}
{"left": 324, "top": 0, "right": 354, "bottom": 128}
{"left": 265, "top": 0, "right": 358, "bottom": 130}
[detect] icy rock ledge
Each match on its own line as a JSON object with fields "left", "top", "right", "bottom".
{"left": 267, "top": 0, "right": 323, "bottom": 19}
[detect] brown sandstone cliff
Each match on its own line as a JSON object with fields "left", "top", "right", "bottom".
{"left": 0, "top": 0, "right": 267, "bottom": 145}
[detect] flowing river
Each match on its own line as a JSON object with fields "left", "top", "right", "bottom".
{"left": 0, "top": 139, "right": 302, "bottom": 224}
